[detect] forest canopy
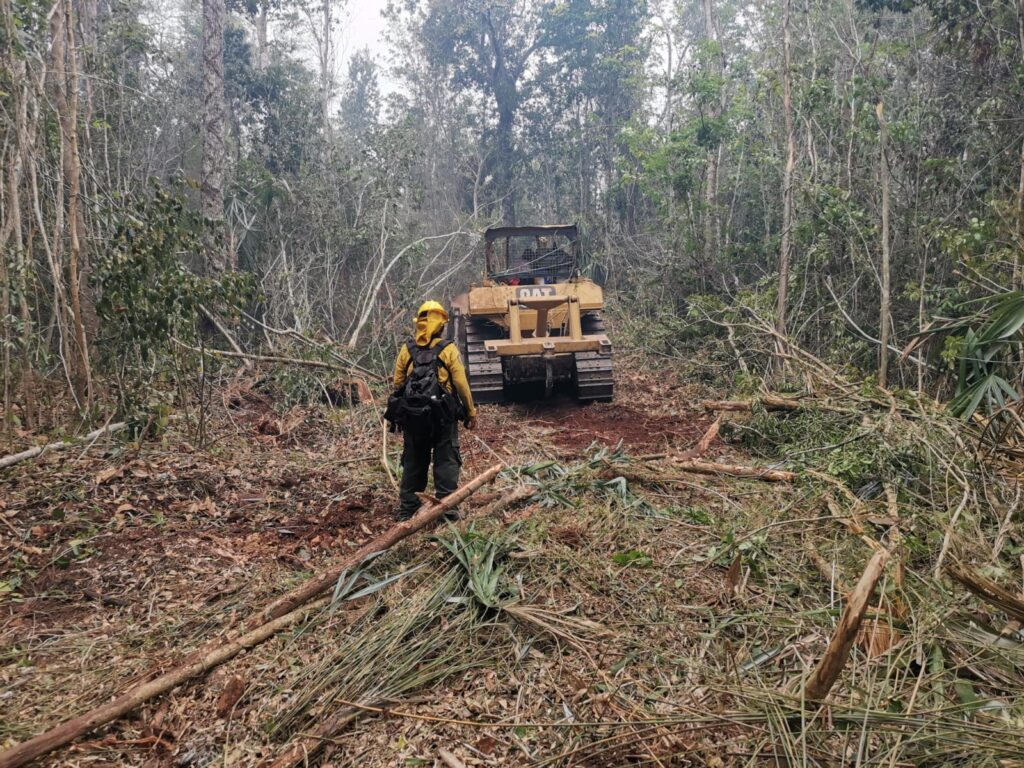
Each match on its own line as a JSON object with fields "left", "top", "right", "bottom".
{"left": 2, "top": 0, "right": 1024, "bottom": 421}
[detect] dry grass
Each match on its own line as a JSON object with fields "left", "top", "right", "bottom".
{"left": 2, "top": 359, "right": 1024, "bottom": 766}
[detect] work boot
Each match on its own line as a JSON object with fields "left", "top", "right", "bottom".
{"left": 395, "top": 509, "right": 414, "bottom": 522}
{"left": 442, "top": 510, "right": 460, "bottom": 523}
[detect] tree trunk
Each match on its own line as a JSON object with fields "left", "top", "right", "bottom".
{"left": 201, "top": 0, "right": 227, "bottom": 274}
{"left": 256, "top": 0, "right": 268, "bottom": 71}
{"left": 0, "top": 153, "right": 10, "bottom": 439}
{"left": 776, "top": 0, "right": 796, "bottom": 364}
{"left": 52, "top": 0, "right": 92, "bottom": 408}
{"left": 485, "top": 10, "right": 518, "bottom": 226}
{"left": 1, "top": 0, "right": 23, "bottom": 435}
{"left": 496, "top": 106, "right": 516, "bottom": 225}
{"left": 312, "top": 0, "right": 335, "bottom": 145}
{"left": 701, "top": 0, "right": 723, "bottom": 281}
{"left": 876, "top": 101, "right": 891, "bottom": 388}
{"left": 1016, "top": 0, "right": 1024, "bottom": 289}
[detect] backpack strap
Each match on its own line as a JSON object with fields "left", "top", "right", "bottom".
{"left": 432, "top": 340, "right": 455, "bottom": 376}
{"left": 431, "top": 341, "right": 466, "bottom": 415}
{"left": 404, "top": 339, "right": 419, "bottom": 378}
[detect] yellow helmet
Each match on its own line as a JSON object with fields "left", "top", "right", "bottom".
{"left": 414, "top": 300, "right": 448, "bottom": 346}
{"left": 416, "top": 300, "right": 449, "bottom": 321}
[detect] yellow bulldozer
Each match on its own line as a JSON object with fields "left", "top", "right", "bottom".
{"left": 449, "top": 224, "right": 613, "bottom": 403}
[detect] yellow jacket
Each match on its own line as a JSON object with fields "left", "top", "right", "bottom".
{"left": 393, "top": 338, "right": 478, "bottom": 419}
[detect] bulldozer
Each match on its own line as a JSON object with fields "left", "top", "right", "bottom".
{"left": 448, "top": 224, "right": 613, "bottom": 404}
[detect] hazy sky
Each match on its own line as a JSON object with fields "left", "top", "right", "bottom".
{"left": 337, "top": 0, "right": 396, "bottom": 93}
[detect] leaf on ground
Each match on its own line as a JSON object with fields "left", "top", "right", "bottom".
{"left": 95, "top": 466, "right": 124, "bottom": 485}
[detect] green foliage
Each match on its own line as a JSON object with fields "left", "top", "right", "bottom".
{"left": 700, "top": 530, "right": 768, "bottom": 569}
{"left": 926, "top": 291, "right": 1024, "bottom": 421}
{"left": 667, "top": 505, "right": 714, "bottom": 525}
{"left": 93, "top": 181, "right": 250, "bottom": 414}
{"left": 611, "top": 549, "right": 653, "bottom": 568}
{"left": 95, "top": 181, "right": 248, "bottom": 358}
{"left": 438, "top": 524, "right": 520, "bottom": 610}
{"left": 520, "top": 446, "right": 656, "bottom": 514}
{"left": 739, "top": 406, "right": 925, "bottom": 490}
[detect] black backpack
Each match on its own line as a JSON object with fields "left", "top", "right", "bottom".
{"left": 385, "top": 340, "right": 466, "bottom": 433}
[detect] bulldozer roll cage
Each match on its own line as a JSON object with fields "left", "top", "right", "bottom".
{"left": 484, "top": 224, "right": 581, "bottom": 282}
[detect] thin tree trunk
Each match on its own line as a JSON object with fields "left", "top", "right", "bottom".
{"left": 876, "top": 101, "right": 891, "bottom": 388}
{"left": 201, "top": 0, "right": 227, "bottom": 273}
{"left": 1016, "top": 0, "right": 1024, "bottom": 288}
{"left": 701, "top": 0, "right": 723, "bottom": 280}
{"left": 256, "top": 0, "right": 268, "bottom": 71}
{"left": 324, "top": 0, "right": 333, "bottom": 136}
{"left": 0, "top": 155, "right": 10, "bottom": 440}
{"left": 1, "top": 0, "right": 22, "bottom": 436}
{"left": 776, "top": 0, "right": 796, "bottom": 364}
{"left": 52, "top": 0, "right": 92, "bottom": 408}
{"left": 497, "top": 107, "right": 516, "bottom": 225}
{"left": 1016, "top": 141, "right": 1024, "bottom": 289}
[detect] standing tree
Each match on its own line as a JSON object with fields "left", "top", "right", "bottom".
{"left": 699, "top": 0, "right": 725, "bottom": 278}
{"left": 52, "top": 0, "right": 93, "bottom": 407}
{"left": 202, "top": 0, "right": 228, "bottom": 273}
{"left": 304, "top": 0, "right": 340, "bottom": 142}
{"left": 876, "top": 100, "right": 891, "bottom": 387}
{"left": 421, "top": 0, "right": 552, "bottom": 225}
{"left": 775, "top": 0, "right": 796, "bottom": 364}
{"left": 339, "top": 48, "right": 381, "bottom": 145}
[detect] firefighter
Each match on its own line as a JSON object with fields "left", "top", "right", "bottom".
{"left": 388, "top": 301, "right": 478, "bottom": 521}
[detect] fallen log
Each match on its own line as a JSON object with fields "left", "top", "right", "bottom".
{"left": 0, "top": 421, "right": 128, "bottom": 471}
{"left": 0, "top": 464, "right": 502, "bottom": 768}
{"left": 262, "top": 463, "right": 502, "bottom": 621}
{"left": 671, "top": 459, "right": 796, "bottom": 483}
{"left": 701, "top": 395, "right": 804, "bottom": 412}
{"left": 946, "top": 560, "right": 1024, "bottom": 624}
{"left": 802, "top": 548, "right": 889, "bottom": 702}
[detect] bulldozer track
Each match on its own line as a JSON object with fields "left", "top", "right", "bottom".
{"left": 575, "top": 313, "right": 614, "bottom": 402}
{"left": 461, "top": 314, "right": 506, "bottom": 404}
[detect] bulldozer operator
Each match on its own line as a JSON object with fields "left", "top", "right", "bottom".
{"left": 385, "top": 301, "right": 478, "bottom": 521}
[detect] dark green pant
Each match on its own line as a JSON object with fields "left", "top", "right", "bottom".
{"left": 398, "top": 421, "right": 462, "bottom": 516}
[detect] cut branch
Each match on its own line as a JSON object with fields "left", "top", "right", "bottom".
{"left": 670, "top": 459, "right": 796, "bottom": 483}
{"left": 0, "top": 421, "right": 128, "bottom": 471}
{"left": 262, "top": 463, "right": 502, "bottom": 621}
{"left": 802, "top": 548, "right": 889, "bottom": 702}
{"left": 695, "top": 417, "right": 722, "bottom": 455}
